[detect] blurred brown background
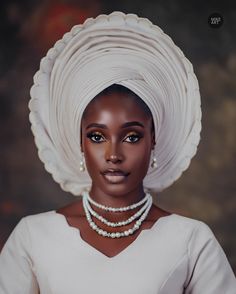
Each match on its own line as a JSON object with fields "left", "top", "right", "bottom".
{"left": 0, "top": 0, "right": 236, "bottom": 273}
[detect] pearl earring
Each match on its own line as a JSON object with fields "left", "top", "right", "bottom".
{"left": 79, "top": 152, "right": 85, "bottom": 172}
{"left": 151, "top": 152, "right": 157, "bottom": 168}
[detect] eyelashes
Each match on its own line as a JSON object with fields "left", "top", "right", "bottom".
{"left": 86, "top": 132, "right": 104, "bottom": 143}
{"left": 86, "top": 132, "right": 143, "bottom": 144}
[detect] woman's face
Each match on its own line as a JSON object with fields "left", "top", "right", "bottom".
{"left": 81, "top": 91, "right": 155, "bottom": 198}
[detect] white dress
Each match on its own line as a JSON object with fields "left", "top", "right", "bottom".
{"left": 0, "top": 211, "right": 235, "bottom": 294}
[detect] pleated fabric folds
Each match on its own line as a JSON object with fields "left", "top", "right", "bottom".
{"left": 29, "top": 11, "right": 201, "bottom": 195}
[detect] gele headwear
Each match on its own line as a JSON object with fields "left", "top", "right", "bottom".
{"left": 29, "top": 11, "right": 201, "bottom": 195}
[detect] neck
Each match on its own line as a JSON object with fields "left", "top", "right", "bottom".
{"left": 89, "top": 184, "right": 146, "bottom": 206}
{"left": 88, "top": 184, "right": 147, "bottom": 221}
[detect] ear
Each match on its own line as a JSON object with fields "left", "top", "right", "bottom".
{"left": 80, "top": 124, "right": 83, "bottom": 153}
{"left": 151, "top": 130, "right": 156, "bottom": 150}
{"left": 80, "top": 139, "right": 84, "bottom": 153}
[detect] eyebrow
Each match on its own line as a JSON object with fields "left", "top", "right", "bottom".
{"left": 86, "top": 121, "right": 144, "bottom": 129}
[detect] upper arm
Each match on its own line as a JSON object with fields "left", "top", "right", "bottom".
{"left": 0, "top": 218, "right": 39, "bottom": 294}
{"left": 184, "top": 222, "right": 236, "bottom": 294}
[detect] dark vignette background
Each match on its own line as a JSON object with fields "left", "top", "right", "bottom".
{"left": 0, "top": 0, "right": 236, "bottom": 273}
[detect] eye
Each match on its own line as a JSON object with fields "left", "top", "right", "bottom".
{"left": 124, "top": 133, "right": 142, "bottom": 143}
{"left": 86, "top": 131, "right": 142, "bottom": 144}
{"left": 86, "top": 132, "right": 105, "bottom": 143}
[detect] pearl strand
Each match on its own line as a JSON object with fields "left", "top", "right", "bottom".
{"left": 85, "top": 190, "right": 150, "bottom": 212}
{"left": 84, "top": 193, "right": 151, "bottom": 227}
{"left": 82, "top": 193, "right": 153, "bottom": 238}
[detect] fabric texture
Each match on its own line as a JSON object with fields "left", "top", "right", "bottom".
{"left": 0, "top": 211, "right": 235, "bottom": 294}
{"left": 29, "top": 11, "right": 201, "bottom": 196}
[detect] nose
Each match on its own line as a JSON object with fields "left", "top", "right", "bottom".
{"left": 105, "top": 142, "right": 123, "bottom": 163}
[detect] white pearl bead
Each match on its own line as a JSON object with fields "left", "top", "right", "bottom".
{"left": 124, "top": 230, "right": 129, "bottom": 236}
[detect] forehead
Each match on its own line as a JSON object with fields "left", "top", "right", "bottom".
{"left": 82, "top": 92, "right": 151, "bottom": 123}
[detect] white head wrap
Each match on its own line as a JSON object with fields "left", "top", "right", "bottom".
{"left": 29, "top": 11, "right": 201, "bottom": 196}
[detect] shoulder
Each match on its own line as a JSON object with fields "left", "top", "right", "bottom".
{"left": 10, "top": 210, "right": 66, "bottom": 246}
{"left": 172, "top": 214, "right": 217, "bottom": 244}
{"left": 161, "top": 213, "right": 212, "bottom": 234}
{"left": 23, "top": 210, "right": 58, "bottom": 226}
{"left": 167, "top": 214, "right": 228, "bottom": 267}
{"left": 22, "top": 210, "right": 64, "bottom": 231}
{"left": 155, "top": 213, "right": 217, "bottom": 250}
{"left": 4, "top": 210, "right": 58, "bottom": 239}
{"left": 1, "top": 210, "right": 60, "bottom": 259}
{"left": 150, "top": 204, "right": 210, "bottom": 235}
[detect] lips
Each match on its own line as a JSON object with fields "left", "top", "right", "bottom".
{"left": 101, "top": 169, "right": 129, "bottom": 184}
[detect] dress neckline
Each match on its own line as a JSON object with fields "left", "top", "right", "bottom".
{"left": 52, "top": 210, "right": 176, "bottom": 260}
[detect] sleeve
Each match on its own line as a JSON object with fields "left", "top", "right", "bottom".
{"left": 0, "top": 218, "right": 39, "bottom": 294}
{"left": 184, "top": 222, "right": 236, "bottom": 294}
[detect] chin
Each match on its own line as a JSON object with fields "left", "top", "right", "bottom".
{"left": 99, "top": 180, "right": 143, "bottom": 198}
{"left": 100, "top": 183, "right": 132, "bottom": 197}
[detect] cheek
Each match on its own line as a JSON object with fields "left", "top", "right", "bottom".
{"left": 83, "top": 144, "right": 104, "bottom": 174}
{"left": 125, "top": 143, "right": 152, "bottom": 172}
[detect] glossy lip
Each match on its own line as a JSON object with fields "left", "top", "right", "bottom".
{"left": 103, "top": 173, "right": 127, "bottom": 184}
{"left": 101, "top": 169, "right": 130, "bottom": 184}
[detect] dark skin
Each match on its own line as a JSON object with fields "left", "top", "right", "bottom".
{"left": 56, "top": 91, "right": 171, "bottom": 258}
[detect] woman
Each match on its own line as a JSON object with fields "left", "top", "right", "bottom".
{"left": 0, "top": 11, "right": 235, "bottom": 293}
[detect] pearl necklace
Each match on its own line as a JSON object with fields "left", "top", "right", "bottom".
{"left": 84, "top": 194, "right": 151, "bottom": 227}
{"left": 82, "top": 192, "right": 153, "bottom": 238}
{"left": 85, "top": 191, "right": 150, "bottom": 212}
